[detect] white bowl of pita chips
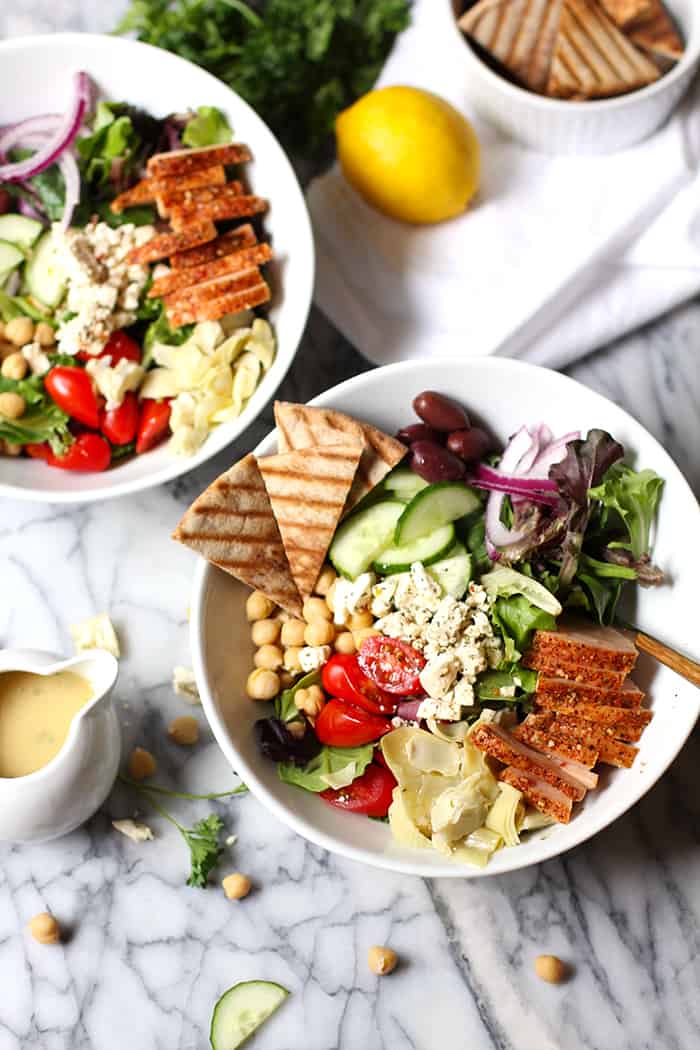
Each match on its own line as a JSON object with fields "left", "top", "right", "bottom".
{"left": 186, "top": 359, "right": 700, "bottom": 876}
{"left": 447, "top": 0, "right": 700, "bottom": 153}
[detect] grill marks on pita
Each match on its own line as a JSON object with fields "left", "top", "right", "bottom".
{"left": 173, "top": 454, "right": 303, "bottom": 616}
{"left": 259, "top": 445, "right": 363, "bottom": 597}
{"left": 458, "top": 0, "right": 681, "bottom": 99}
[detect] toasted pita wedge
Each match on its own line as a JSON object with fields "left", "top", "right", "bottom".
{"left": 258, "top": 445, "right": 363, "bottom": 597}
{"left": 273, "top": 402, "right": 406, "bottom": 512}
{"left": 598, "top": 0, "right": 652, "bottom": 26}
{"left": 459, "top": 0, "right": 563, "bottom": 93}
{"left": 628, "top": 0, "right": 684, "bottom": 60}
{"left": 548, "top": 0, "right": 660, "bottom": 98}
{"left": 172, "top": 453, "right": 302, "bottom": 615}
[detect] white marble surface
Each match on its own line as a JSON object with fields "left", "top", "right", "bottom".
{"left": 2, "top": 5, "right": 700, "bottom": 1049}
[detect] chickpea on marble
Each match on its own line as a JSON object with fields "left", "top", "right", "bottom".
{"left": 128, "top": 746, "right": 157, "bottom": 780}
{"left": 168, "top": 715, "right": 199, "bottom": 746}
{"left": 222, "top": 872, "right": 252, "bottom": 900}
{"left": 29, "top": 912, "right": 61, "bottom": 945}
{"left": 535, "top": 955, "right": 567, "bottom": 984}
{"left": 368, "top": 946, "right": 398, "bottom": 976}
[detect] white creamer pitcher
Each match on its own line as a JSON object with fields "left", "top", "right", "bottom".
{"left": 0, "top": 648, "right": 120, "bottom": 843}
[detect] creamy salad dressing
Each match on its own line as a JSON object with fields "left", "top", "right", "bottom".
{"left": 0, "top": 670, "right": 92, "bottom": 778}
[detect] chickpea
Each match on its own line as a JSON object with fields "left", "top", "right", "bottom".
{"left": 280, "top": 619, "right": 306, "bottom": 648}
{"left": 353, "top": 627, "right": 380, "bottom": 648}
{"left": 303, "top": 596, "right": 332, "bottom": 623}
{"left": 368, "top": 946, "right": 398, "bottom": 976}
{"left": 334, "top": 631, "right": 356, "bottom": 655}
{"left": 222, "top": 872, "right": 252, "bottom": 900}
{"left": 128, "top": 747, "right": 157, "bottom": 780}
{"left": 283, "top": 647, "right": 303, "bottom": 674}
{"left": 28, "top": 912, "right": 61, "bottom": 945}
{"left": 251, "top": 618, "right": 281, "bottom": 647}
{"left": 1, "top": 352, "right": 27, "bottom": 380}
{"left": 325, "top": 580, "right": 338, "bottom": 614}
{"left": 314, "top": 565, "right": 337, "bottom": 596}
{"left": 534, "top": 955, "right": 568, "bottom": 984}
{"left": 254, "top": 643, "right": 284, "bottom": 671}
{"left": 349, "top": 610, "right": 374, "bottom": 630}
{"left": 246, "top": 667, "right": 280, "bottom": 700}
{"left": 4, "top": 316, "right": 34, "bottom": 347}
{"left": 304, "top": 620, "right": 335, "bottom": 647}
{"left": 246, "top": 590, "right": 276, "bottom": 622}
{"left": 294, "top": 684, "right": 325, "bottom": 719}
{"left": 0, "top": 391, "right": 26, "bottom": 420}
{"left": 34, "top": 321, "right": 56, "bottom": 347}
{"left": 168, "top": 715, "right": 199, "bottom": 746}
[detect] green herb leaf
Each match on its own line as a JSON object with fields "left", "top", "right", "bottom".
{"left": 182, "top": 105, "right": 233, "bottom": 147}
{"left": 183, "top": 813, "right": 226, "bottom": 888}
{"left": 278, "top": 742, "right": 374, "bottom": 794}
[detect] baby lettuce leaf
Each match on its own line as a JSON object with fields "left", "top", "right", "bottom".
{"left": 0, "top": 375, "right": 72, "bottom": 454}
{"left": 277, "top": 742, "right": 375, "bottom": 794}
{"left": 491, "top": 595, "right": 556, "bottom": 662}
{"left": 182, "top": 106, "right": 233, "bottom": 148}
{"left": 589, "top": 463, "right": 664, "bottom": 563}
{"left": 476, "top": 666, "right": 537, "bottom": 701}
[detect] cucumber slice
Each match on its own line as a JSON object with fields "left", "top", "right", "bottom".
{"left": 427, "top": 542, "right": 473, "bottom": 598}
{"left": 0, "top": 239, "right": 24, "bottom": 274}
{"left": 329, "top": 500, "right": 404, "bottom": 579}
{"left": 383, "top": 466, "right": 428, "bottom": 502}
{"left": 395, "top": 482, "right": 481, "bottom": 545}
{"left": 24, "top": 230, "right": 67, "bottom": 308}
{"left": 210, "top": 981, "right": 289, "bottom": 1050}
{"left": 0, "top": 214, "right": 42, "bottom": 249}
{"left": 373, "top": 523, "right": 455, "bottom": 575}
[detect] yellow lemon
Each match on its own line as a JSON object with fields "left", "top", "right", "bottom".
{"left": 335, "top": 86, "right": 480, "bottom": 225}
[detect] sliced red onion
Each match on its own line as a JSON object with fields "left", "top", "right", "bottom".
{"left": 476, "top": 464, "right": 558, "bottom": 492}
{"left": 18, "top": 195, "right": 45, "bottom": 222}
{"left": 529, "top": 431, "right": 580, "bottom": 474}
{"left": 485, "top": 490, "right": 527, "bottom": 548}
{"left": 473, "top": 480, "right": 559, "bottom": 508}
{"left": 58, "top": 150, "right": 80, "bottom": 229}
{"left": 0, "top": 115, "right": 62, "bottom": 155}
{"left": 0, "top": 71, "right": 91, "bottom": 183}
{"left": 396, "top": 700, "right": 423, "bottom": 721}
{"left": 499, "top": 425, "right": 534, "bottom": 473}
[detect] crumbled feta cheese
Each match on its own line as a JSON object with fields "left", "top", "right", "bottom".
{"left": 418, "top": 692, "right": 463, "bottom": 722}
{"left": 85, "top": 356, "right": 145, "bottom": 411}
{"left": 173, "top": 666, "right": 200, "bottom": 704}
{"left": 371, "top": 576, "right": 400, "bottom": 617}
{"left": 21, "top": 341, "right": 51, "bottom": 376}
{"left": 332, "top": 572, "right": 375, "bottom": 625}
{"left": 70, "top": 613, "right": 120, "bottom": 658}
{"left": 299, "top": 645, "right": 332, "bottom": 673}
{"left": 419, "top": 653, "right": 460, "bottom": 700}
{"left": 113, "top": 819, "right": 154, "bottom": 842}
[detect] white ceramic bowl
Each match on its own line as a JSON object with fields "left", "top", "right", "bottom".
{"left": 191, "top": 357, "right": 700, "bottom": 877}
{"left": 0, "top": 33, "right": 314, "bottom": 504}
{"left": 442, "top": 0, "right": 700, "bottom": 154}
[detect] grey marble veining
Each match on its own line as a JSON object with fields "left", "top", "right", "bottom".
{"left": 2, "top": 4, "right": 700, "bottom": 1050}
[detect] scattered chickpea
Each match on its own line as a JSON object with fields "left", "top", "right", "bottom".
{"left": 246, "top": 590, "right": 276, "bottom": 622}
{"left": 325, "top": 580, "right": 337, "bottom": 614}
{"left": 353, "top": 627, "right": 380, "bottom": 648}
{"left": 251, "top": 618, "right": 281, "bottom": 647}
{"left": 222, "top": 873, "right": 252, "bottom": 900}
{"left": 294, "top": 684, "right": 325, "bottom": 719}
{"left": 535, "top": 955, "right": 567, "bottom": 984}
{"left": 314, "top": 565, "right": 337, "bottom": 596}
{"left": 34, "top": 321, "right": 56, "bottom": 347}
{"left": 168, "top": 715, "right": 199, "bottom": 746}
{"left": 246, "top": 667, "right": 280, "bottom": 700}
{"left": 368, "top": 946, "right": 397, "bottom": 976}
{"left": 29, "top": 912, "right": 61, "bottom": 945}
{"left": 283, "top": 646, "right": 303, "bottom": 674}
{"left": 334, "top": 631, "right": 356, "bottom": 655}
{"left": 254, "top": 643, "right": 284, "bottom": 671}
{"left": 304, "top": 620, "right": 335, "bottom": 647}
{"left": 128, "top": 746, "right": 157, "bottom": 780}
{"left": 349, "top": 610, "right": 374, "bottom": 630}
{"left": 303, "top": 596, "right": 332, "bottom": 623}
{"left": 280, "top": 619, "right": 306, "bottom": 648}
{"left": 0, "top": 391, "right": 26, "bottom": 420}
{"left": 4, "top": 316, "right": 34, "bottom": 347}
{"left": 1, "top": 352, "right": 28, "bottom": 380}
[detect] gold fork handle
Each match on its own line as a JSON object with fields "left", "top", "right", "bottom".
{"left": 633, "top": 631, "right": 700, "bottom": 689}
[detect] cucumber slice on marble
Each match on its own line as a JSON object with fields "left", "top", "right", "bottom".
{"left": 373, "top": 523, "right": 455, "bottom": 575}
{"left": 210, "top": 980, "right": 289, "bottom": 1050}
{"left": 330, "top": 500, "right": 404, "bottom": 579}
{"left": 427, "top": 542, "right": 473, "bottom": 598}
{"left": 395, "top": 482, "right": 481, "bottom": 545}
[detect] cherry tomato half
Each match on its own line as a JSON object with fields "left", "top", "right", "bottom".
{"left": 321, "top": 654, "right": 397, "bottom": 715}
{"left": 47, "top": 433, "right": 111, "bottom": 472}
{"left": 45, "top": 366, "right": 100, "bottom": 429}
{"left": 314, "top": 699, "right": 392, "bottom": 748}
{"left": 136, "top": 399, "right": 171, "bottom": 454}
{"left": 320, "top": 762, "right": 397, "bottom": 817}
{"left": 357, "top": 636, "right": 426, "bottom": 695}
{"left": 101, "top": 391, "right": 139, "bottom": 446}
{"left": 77, "top": 330, "right": 142, "bottom": 365}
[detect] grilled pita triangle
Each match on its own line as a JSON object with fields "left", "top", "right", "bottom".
{"left": 258, "top": 444, "right": 363, "bottom": 597}
{"left": 627, "top": 0, "right": 684, "bottom": 60}
{"left": 547, "top": 0, "right": 659, "bottom": 99}
{"left": 173, "top": 453, "right": 303, "bottom": 615}
{"left": 274, "top": 401, "right": 406, "bottom": 512}
{"left": 459, "top": 0, "right": 563, "bottom": 93}
{"left": 598, "top": 0, "right": 652, "bottom": 27}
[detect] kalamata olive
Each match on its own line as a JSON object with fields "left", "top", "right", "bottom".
{"left": 396, "top": 422, "right": 441, "bottom": 446}
{"left": 446, "top": 427, "right": 493, "bottom": 462}
{"left": 412, "top": 391, "right": 470, "bottom": 432}
{"left": 0, "top": 190, "right": 10, "bottom": 215}
{"left": 410, "top": 440, "right": 466, "bottom": 483}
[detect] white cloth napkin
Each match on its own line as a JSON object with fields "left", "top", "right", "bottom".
{"left": 307, "top": 0, "right": 700, "bottom": 370}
